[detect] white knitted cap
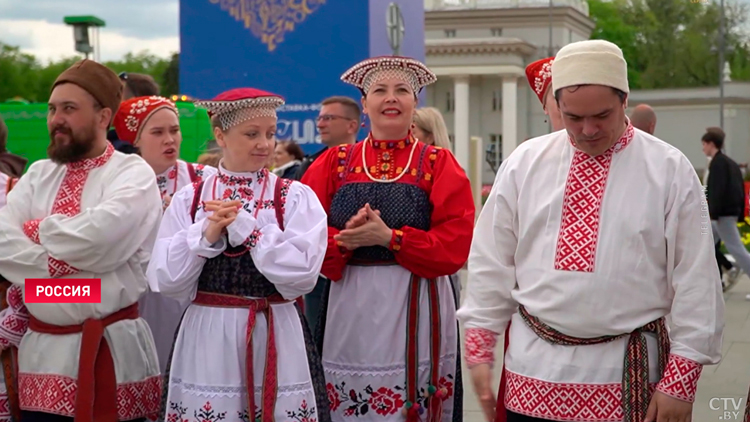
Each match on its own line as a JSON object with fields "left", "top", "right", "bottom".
{"left": 551, "top": 40, "right": 629, "bottom": 94}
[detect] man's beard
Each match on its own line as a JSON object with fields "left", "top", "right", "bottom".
{"left": 47, "top": 124, "right": 98, "bottom": 164}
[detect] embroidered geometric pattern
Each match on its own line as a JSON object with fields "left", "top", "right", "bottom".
{"left": 0, "top": 285, "right": 29, "bottom": 348}
{"left": 655, "top": 354, "right": 702, "bottom": 403}
{"left": 464, "top": 328, "right": 498, "bottom": 367}
{"left": 22, "top": 219, "right": 41, "bottom": 244}
{"left": 47, "top": 257, "right": 79, "bottom": 278}
{"left": 18, "top": 373, "right": 162, "bottom": 420}
{"left": 0, "top": 395, "right": 9, "bottom": 421}
{"left": 554, "top": 124, "right": 635, "bottom": 273}
{"left": 44, "top": 143, "right": 115, "bottom": 277}
{"left": 504, "top": 370, "right": 657, "bottom": 422}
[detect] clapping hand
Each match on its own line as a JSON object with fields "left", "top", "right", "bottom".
{"left": 203, "top": 200, "right": 241, "bottom": 244}
{"left": 334, "top": 203, "right": 391, "bottom": 250}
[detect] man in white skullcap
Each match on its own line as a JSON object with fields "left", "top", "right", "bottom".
{"left": 458, "top": 39, "right": 724, "bottom": 422}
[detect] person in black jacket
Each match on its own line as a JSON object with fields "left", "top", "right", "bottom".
{"left": 703, "top": 126, "right": 750, "bottom": 285}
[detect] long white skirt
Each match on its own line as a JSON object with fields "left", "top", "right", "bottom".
{"left": 164, "top": 301, "right": 319, "bottom": 422}
{"left": 322, "top": 265, "right": 458, "bottom": 422}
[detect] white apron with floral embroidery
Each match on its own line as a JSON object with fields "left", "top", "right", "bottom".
{"left": 322, "top": 266, "right": 458, "bottom": 422}
{"left": 146, "top": 167, "right": 328, "bottom": 422}
{"left": 139, "top": 159, "right": 216, "bottom": 374}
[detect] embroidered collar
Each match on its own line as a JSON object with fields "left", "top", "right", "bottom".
{"left": 67, "top": 143, "right": 115, "bottom": 171}
{"left": 369, "top": 133, "right": 415, "bottom": 150}
{"left": 567, "top": 121, "right": 635, "bottom": 155}
{"left": 217, "top": 164, "right": 268, "bottom": 186}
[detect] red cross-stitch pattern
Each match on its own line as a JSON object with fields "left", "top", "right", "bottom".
{"left": 504, "top": 369, "right": 657, "bottom": 422}
{"left": 45, "top": 144, "right": 114, "bottom": 276}
{"left": 655, "top": 354, "right": 702, "bottom": 403}
{"left": 554, "top": 125, "right": 635, "bottom": 273}
{"left": 464, "top": 327, "right": 498, "bottom": 367}
{"left": 18, "top": 372, "right": 161, "bottom": 420}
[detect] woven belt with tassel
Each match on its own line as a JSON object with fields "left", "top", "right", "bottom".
{"left": 401, "top": 274, "right": 447, "bottom": 422}
{"left": 193, "top": 291, "right": 294, "bottom": 422}
{"left": 517, "top": 305, "right": 669, "bottom": 422}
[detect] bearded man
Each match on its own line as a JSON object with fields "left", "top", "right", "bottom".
{"left": 0, "top": 59, "right": 163, "bottom": 422}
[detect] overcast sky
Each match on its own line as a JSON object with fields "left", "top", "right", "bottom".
{"left": 1, "top": 0, "right": 747, "bottom": 64}
{"left": 0, "top": 0, "right": 180, "bottom": 63}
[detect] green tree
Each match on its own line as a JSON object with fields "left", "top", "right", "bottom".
{"left": 586, "top": 0, "right": 750, "bottom": 89}
{"left": 0, "top": 41, "right": 177, "bottom": 102}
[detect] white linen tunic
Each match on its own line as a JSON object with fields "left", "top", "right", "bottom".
{"left": 146, "top": 166, "right": 328, "bottom": 421}
{"left": 458, "top": 125, "right": 725, "bottom": 421}
{"left": 0, "top": 144, "right": 164, "bottom": 420}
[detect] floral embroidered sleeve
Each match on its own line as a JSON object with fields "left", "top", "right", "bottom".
{"left": 655, "top": 354, "right": 702, "bottom": 402}
{"left": 391, "top": 149, "right": 475, "bottom": 279}
{"left": 301, "top": 147, "right": 354, "bottom": 281}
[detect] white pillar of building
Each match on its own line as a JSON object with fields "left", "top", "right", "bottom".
{"left": 502, "top": 75, "right": 518, "bottom": 161}
{"left": 453, "top": 75, "right": 471, "bottom": 172}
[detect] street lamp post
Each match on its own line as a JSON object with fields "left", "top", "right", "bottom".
{"left": 63, "top": 16, "right": 106, "bottom": 62}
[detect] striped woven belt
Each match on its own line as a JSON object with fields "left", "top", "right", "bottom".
{"left": 193, "top": 291, "right": 294, "bottom": 422}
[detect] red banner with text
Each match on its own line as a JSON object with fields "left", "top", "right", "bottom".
{"left": 24, "top": 278, "right": 101, "bottom": 303}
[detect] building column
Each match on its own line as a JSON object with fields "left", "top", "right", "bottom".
{"left": 502, "top": 75, "right": 518, "bottom": 161}
{"left": 453, "top": 75, "right": 470, "bottom": 172}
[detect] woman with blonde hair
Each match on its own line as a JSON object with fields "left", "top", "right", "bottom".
{"left": 413, "top": 107, "right": 451, "bottom": 150}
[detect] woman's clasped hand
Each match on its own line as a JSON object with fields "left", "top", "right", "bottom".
{"left": 334, "top": 203, "right": 391, "bottom": 250}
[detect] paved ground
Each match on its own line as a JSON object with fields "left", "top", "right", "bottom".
{"left": 456, "top": 271, "right": 750, "bottom": 422}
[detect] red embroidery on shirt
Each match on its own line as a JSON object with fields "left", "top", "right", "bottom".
{"left": 18, "top": 373, "right": 161, "bottom": 420}
{"left": 0, "top": 285, "right": 29, "bottom": 348}
{"left": 554, "top": 124, "right": 635, "bottom": 273}
{"left": 505, "top": 369, "right": 657, "bottom": 421}
{"left": 656, "top": 354, "right": 702, "bottom": 403}
{"left": 22, "top": 219, "right": 41, "bottom": 244}
{"left": 464, "top": 327, "right": 498, "bottom": 366}
{"left": 45, "top": 144, "right": 115, "bottom": 276}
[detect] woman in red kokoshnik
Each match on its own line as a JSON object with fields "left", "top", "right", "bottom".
{"left": 145, "top": 88, "right": 330, "bottom": 422}
{"left": 113, "top": 96, "right": 217, "bottom": 375}
{"left": 301, "top": 56, "right": 475, "bottom": 422}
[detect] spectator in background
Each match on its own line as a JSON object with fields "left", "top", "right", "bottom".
{"left": 412, "top": 107, "right": 452, "bottom": 149}
{"left": 703, "top": 126, "right": 750, "bottom": 290}
{"left": 273, "top": 140, "right": 304, "bottom": 178}
{"left": 630, "top": 104, "right": 657, "bottom": 135}
{"left": 294, "top": 96, "right": 360, "bottom": 180}
{"left": 412, "top": 106, "right": 462, "bottom": 305}
{"left": 108, "top": 72, "right": 161, "bottom": 154}
{"left": 0, "top": 115, "right": 27, "bottom": 178}
{"left": 295, "top": 95, "right": 360, "bottom": 333}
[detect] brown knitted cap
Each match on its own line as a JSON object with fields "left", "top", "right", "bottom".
{"left": 51, "top": 59, "right": 123, "bottom": 122}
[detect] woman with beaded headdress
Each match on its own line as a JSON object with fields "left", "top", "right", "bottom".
{"left": 112, "top": 95, "right": 218, "bottom": 377}
{"left": 301, "top": 56, "right": 475, "bottom": 422}
{"left": 145, "top": 88, "right": 330, "bottom": 422}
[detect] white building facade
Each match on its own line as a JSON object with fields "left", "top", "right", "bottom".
{"left": 423, "top": 0, "right": 594, "bottom": 184}
{"left": 424, "top": 0, "right": 750, "bottom": 183}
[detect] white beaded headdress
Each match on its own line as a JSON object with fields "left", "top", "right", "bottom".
{"left": 340, "top": 56, "right": 437, "bottom": 95}
{"left": 195, "top": 88, "right": 285, "bottom": 131}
